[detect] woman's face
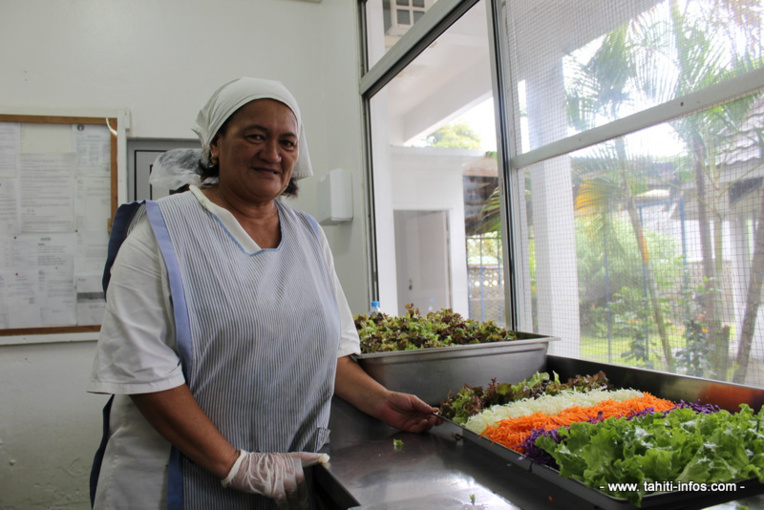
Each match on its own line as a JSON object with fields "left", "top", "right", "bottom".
{"left": 210, "top": 98, "right": 299, "bottom": 204}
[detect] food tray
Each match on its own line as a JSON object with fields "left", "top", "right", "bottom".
{"left": 439, "top": 354, "right": 764, "bottom": 509}
{"left": 354, "top": 332, "right": 558, "bottom": 405}
{"left": 450, "top": 420, "right": 761, "bottom": 509}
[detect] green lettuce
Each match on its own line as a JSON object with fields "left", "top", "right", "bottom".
{"left": 535, "top": 405, "right": 764, "bottom": 506}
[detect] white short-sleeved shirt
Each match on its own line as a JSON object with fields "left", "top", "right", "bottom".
{"left": 89, "top": 186, "right": 360, "bottom": 395}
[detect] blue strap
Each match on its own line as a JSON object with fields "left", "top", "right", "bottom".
{"left": 166, "top": 447, "right": 184, "bottom": 510}
{"left": 145, "top": 201, "right": 193, "bottom": 379}
{"left": 102, "top": 201, "right": 145, "bottom": 295}
{"left": 145, "top": 200, "right": 194, "bottom": 510}
{"left": 89, "top": 395, "right": 114, "bottom": 508}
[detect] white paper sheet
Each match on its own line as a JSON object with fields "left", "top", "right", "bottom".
{"left": 73, "top": 123, "right": 111, "bottom": 176}
{"left": 36, "top": 233, "right": 77, "bottom": 326}
{"left": 0, "top": 178, "right": 21, "bottom": 234}
{"left": 0, "top": 122, "right": 21, "bottom": 178}
{"left": 4, "top": 267, "right": 40, "bottom": 329}
{"left": 76, "top": 229, "right": 109, "bottom": 276}
{"left": 76, "top": 273, "right": 105, "bottom": 325}
{"left": 2, "top": 233, "right": 41, "bottom": 328}
{"left": 76, "top": 176, "right": 111, "bottom": 232}
{"left": 19, "top": 153, "right": 76, "bottom": 233}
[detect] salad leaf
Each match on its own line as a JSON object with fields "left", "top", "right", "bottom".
{"left": 534, "top": 405, "right": 764, "bottom": 505}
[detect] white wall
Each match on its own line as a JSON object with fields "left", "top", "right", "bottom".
{"left": 0, "top": 1, "right": 367, "bottom": 508}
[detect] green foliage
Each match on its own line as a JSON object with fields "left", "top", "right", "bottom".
{"left": 466, "top": 231, "right": 502, "bottom": 266}
{"left": 614, "top": 297, "right": 657, "bottom": 370}
{"left": 576, "top": 216, "right": 681, "bottom": 339}
{"left": 425, "top": 121, "right": 482, "bottom": 149}
{"left": 673, "top": 281, "right": 716, "bottom": 377}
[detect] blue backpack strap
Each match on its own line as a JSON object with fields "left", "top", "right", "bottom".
{"left": 102, "top": 201, "right": 146, "bottom": 295}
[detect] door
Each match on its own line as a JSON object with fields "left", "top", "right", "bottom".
{"left": 394, "top": 210, "right": 452, "bottom": 315}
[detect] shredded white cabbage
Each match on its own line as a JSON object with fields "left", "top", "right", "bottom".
{"left": 464, "top": 388, "right": 644, "bottom": 434}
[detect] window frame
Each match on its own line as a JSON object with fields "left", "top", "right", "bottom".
{"left": 358, "top": 0, "right": 519, "bottom": 326}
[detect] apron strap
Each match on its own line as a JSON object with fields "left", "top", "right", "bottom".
{"left": 166, "top": 447, "right": 184, "bottom": 510}
{"left": 145, "top": 200, "right": 194, "bottom": 510}
{"left": 145, "top": 200, "right": 193, "bottom": 378}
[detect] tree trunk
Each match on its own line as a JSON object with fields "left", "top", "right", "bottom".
{"left": 713, "top": 212, "right": 729, "bottom": 375}
{"left": 618, "top": 164, "right": 675, "bottom": 371}
{"left": 693, "top": 138, "right": 724, "bottom": 379}
{"left": 733, "top": 187, "right": 764, "bottom": 383}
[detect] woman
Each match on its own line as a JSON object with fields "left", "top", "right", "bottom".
{"left": 88, "top": 77, "right": 439, "bottom": 510}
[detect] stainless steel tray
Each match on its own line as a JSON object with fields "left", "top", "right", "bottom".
{"left": 440, "top": 355, "right": 764, "bottom": 509}
{"left": 354, "top": 333, "right": 559, "bottom": 405}
{"left": 449, "top": 420, "right": 761, "bottom": 509}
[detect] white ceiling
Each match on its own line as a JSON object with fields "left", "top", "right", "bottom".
{"left": 381, "top": 0, "right": 663, "bottom": 145}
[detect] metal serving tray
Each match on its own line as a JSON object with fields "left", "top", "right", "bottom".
{"left": 451, "top": 421, "right": 760, "bottom": 509}
{"left": 444, "top": 355, "right": 764, "bottom": 509}
{"left": 354, "top": 332, "right": 558, "bottom": 405}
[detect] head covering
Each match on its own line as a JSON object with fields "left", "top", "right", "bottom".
{"left": 150, "top": 148, "right": 218, "bottom": 190}
{"left": 192, "top": 77, "right": 313, "bottom": 179}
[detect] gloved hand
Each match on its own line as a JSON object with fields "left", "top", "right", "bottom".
{"left": 221, "top": 450, "right": 330, "bottom": 509}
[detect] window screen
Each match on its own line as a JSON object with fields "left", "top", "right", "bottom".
{"left": 499, "top": 0, "right": 764, "bottom": 385}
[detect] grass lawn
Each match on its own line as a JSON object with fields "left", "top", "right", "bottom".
{"left": 579, "top": 329, "right": 688, "bottom": 370}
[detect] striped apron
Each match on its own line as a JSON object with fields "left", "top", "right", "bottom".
{"left": 146, "top": 192, "right": 341, "bottom": 509}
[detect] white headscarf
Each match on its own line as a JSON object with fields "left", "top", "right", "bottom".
{"left": 192, "top": 77, "right": 313, "bottom": 179}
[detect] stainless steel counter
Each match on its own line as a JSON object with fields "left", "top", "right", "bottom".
{"left": 316, "top": 356, "right": 764, "bottom": 509}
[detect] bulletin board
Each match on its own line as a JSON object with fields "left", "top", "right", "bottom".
{"left": 0, "top": 114, "right": 118, "bottom": 336}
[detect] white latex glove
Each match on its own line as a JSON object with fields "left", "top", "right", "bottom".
{"left": 221, "top": 450, "right": 329, "bottom": 509}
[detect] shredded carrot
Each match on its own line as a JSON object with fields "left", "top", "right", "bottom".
{"left": 481, "top": 393, "right": 675, "bottom": 453}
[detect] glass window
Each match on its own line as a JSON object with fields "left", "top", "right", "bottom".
{"left": 365, "top": 0, "right": 441, "bottom": 68}
{"left": 500, "top": 0, "right": 764, "bottom": 385}
{"left": 503, "top": 0, "right": 764, "bottom": 153}
{"left": 367, "top": 0, "right": 503, "bottom": 322}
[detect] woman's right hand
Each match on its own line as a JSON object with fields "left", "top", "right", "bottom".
{"left": 222, "top": 450, "right": 329, "bottom": 509}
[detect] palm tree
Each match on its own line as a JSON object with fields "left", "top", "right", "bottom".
{"left": 572, "top": 0, "right": 763, "bottom": 379}
{"left": 651, "top": 0, "right": 761, "bottom": 379}
{"left": 480, "top": 0, "right": 764, "bottom": 379}
{"left": 568, "top": 27, "right": 676, "bottom": 370}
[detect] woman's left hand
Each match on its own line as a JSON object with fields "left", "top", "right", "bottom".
{"left": 375, "top": 391, "right": 442, "bottom": 433}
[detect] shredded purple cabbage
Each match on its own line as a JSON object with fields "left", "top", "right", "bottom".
{"left": 519, "top": 427, "right": 560, "bottom": 470}
{"left": 672, "top": 400, "right": 721, "bottom": 414}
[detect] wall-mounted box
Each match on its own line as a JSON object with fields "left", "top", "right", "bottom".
{"left": 317, "top": 168, "right": 353, "bottom": 225}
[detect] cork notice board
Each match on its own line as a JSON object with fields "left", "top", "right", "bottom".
{"left": 0, "top": 114, "right": 118, "bottom": 336}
